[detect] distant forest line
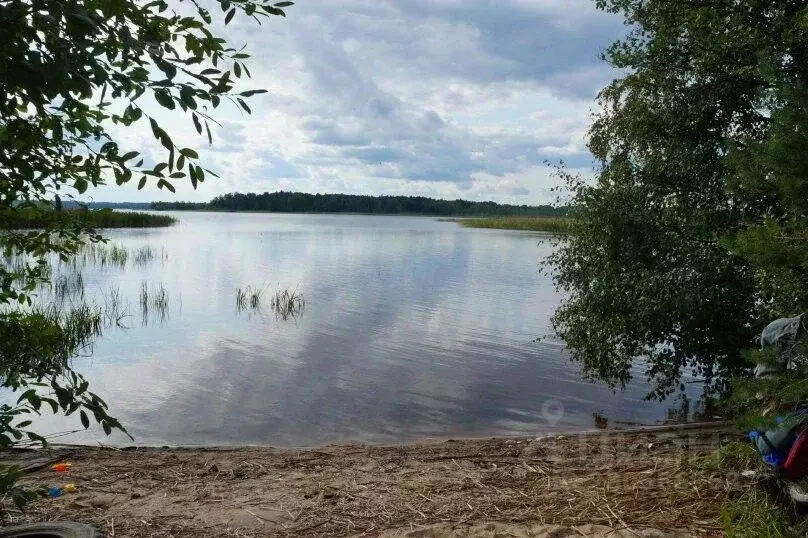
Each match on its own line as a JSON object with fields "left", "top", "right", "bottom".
{"left": 149, "top": 191, "right": 566, "bottom": 217}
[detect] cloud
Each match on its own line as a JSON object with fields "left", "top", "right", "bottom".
{"left": 89, "top": 0, "right": 623, "bottom": 204}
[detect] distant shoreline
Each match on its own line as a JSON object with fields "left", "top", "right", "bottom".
{"left": 149, "top": 191, "right": 568, "bottom": 218}
{"left": 154, "top": 208, "right": 557, "bottom": 218}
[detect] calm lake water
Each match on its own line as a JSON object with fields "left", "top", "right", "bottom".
{"left": 24, "top": 213, "right": 686, "bottom": 446}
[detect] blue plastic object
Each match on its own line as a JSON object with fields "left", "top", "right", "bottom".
{"left": 749, "top": 430, "right": 789, "bottom": 465}
{"left": 47, "top": 486, "right": 63, "bottom": 498}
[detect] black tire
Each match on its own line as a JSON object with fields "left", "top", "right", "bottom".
{"left": 0, "top": 522, "right": 101, "bottom": 538}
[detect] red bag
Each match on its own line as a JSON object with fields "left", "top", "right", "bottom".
{"left": 783, "top": 431, "right": 808, "bottom": 481}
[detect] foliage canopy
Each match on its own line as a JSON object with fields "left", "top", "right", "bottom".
{"left": 0, "top": 0, "right": 291, "bottom": 507}
{"left": 550, "top": 0, "right": 808, "bottom": 399}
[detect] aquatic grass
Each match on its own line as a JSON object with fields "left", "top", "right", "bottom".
{"left": 271, "top": 286, "right": 305, "bottom": 320}
{"left": 139, "top": 281, "right": 170, "bottom": 325}
{"left": 61, "top": 302, "right": 103, "bottom": 352}
{"left": 72, "top": 242, "right": 129, "bottom": 269}
{"left": 51, "top": 271, "right": 85, "bottom": 303}
{"left": 236, "top": 287, "right": 248, "bottom": 311}
{"left": 458, "top": 216, "right": 573, "bottom": 234}
{"left": 133, "top": 246, "right": 155, "bottom": 266}
{"left": 0, "top": 249, "right": 53, "bottom": 290}
{"left": 102, "top": 286, "right": 129, "bottom": 328}
{"left": 236, "top": 285, "right": 265, "bottom": 312}
{"left": 108, "top": 244, "right": 128, "bottom": 266}
{"left": 0, "top": 208, "right": 177, "bottom": 229}
{"left": 153, "top": 284, "right": 169, "bottom": 312}
{"left": 70, "top": 242, "right": 167, "bottom": 270}
{"left": 14, "top": 302, "right": 106, "bottom": 358}
{"left": 249, "top": 288, "right": 263, "bottom": 309}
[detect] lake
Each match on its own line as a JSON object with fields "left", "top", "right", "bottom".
{"left": 23, "top": 212, "right": 687, "bottom": 446}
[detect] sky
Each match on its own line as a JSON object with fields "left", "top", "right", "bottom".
{"left": 93, "top": 0, "right": 626, "bottom": 205}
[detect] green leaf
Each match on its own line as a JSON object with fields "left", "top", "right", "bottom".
{"left": 240, "top": 89, "right": 267, "bottom": 97}
{"left": 160, "top": 134, "right": 173, "bottom": 152}
{"left": 234, "top": 62, "right": 241, "bottom": 78}
{"left": 180, "top": 88, "right": 197, "bottom": 110}
{"left": 237, "top": 98, "right": 251, "bottom": 114}
{"left": 17, "top": 389, "right": 36, "bottom": 405}
{"left": 275, "top": 1, "right": 294, "bottom": 6}
{"left": 150, "top": 118, "right": 162, "bottom": 140}
{"left": 52, "top": 121, "right": 63, "bottom": 142}
{"left": 157, "top": 59, "right": 177, "bottom": 80}
{"left": 180, "top": 148, "right": 199, "bottom": 159}
{"left": 138, "top": 176, "right": 147, "bottom": 190}
{"left": 157, "top": 179, "right": 176, "bottom": 193}
{"left": 225, "top": 8, "right": 235, "bottom": 24}
{"left": 80, "top": 410, "right": 89, "bottom": 429}
{"left": 120, "top": 151, "right": 139, "bottom": 162}
{"left": 154, "top": 90, "right": 175, "bottom": 110}
{"left": 189, "top": 163, "right": 198, "bottom": 188}
{"left": 26, "top": 432, "right": 47, "bottom": 446}
{"left": 74, "top": 177, "right": 88, "bottom": 194}
{"left": 192, "top": 113, "right": 202, "bottom": 134}
{"left": 43, "top": 398, "right": 58, "bottom": 414}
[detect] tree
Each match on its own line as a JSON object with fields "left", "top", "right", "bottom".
{"left": 0, "top": 0, "right": 293, "bottom": 506}
{"left": 549, "top": 0, "right": 808, "bottom": 399}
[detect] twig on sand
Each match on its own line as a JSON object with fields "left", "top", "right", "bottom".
{"left": 296, "top": 518, "right": 331, "bottom": 533}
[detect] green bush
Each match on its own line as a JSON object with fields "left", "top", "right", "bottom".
{"left": 0, "top": 308, "right": 129, "bottom": 509}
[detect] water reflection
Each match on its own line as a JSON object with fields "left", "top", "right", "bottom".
{"left": 12, "top": 213, "right": 694, "bottom": 446}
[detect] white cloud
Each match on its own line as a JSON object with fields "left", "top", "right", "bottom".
{"left": 87, "top": 0, "right": 623, "bottom": 204}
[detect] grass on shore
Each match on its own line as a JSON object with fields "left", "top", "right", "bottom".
{"left": 457, "top": 216, "right": 572, "bottom": 233}
{"left": 689, "top": 441, "right": 808, "bottom": 536}
{"left": 0, "top": 208, "right": 176, "bottom": 229}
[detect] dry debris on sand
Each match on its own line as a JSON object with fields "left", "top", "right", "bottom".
{"left": 2, "top": 424, "right": 745, "bottom": 537}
